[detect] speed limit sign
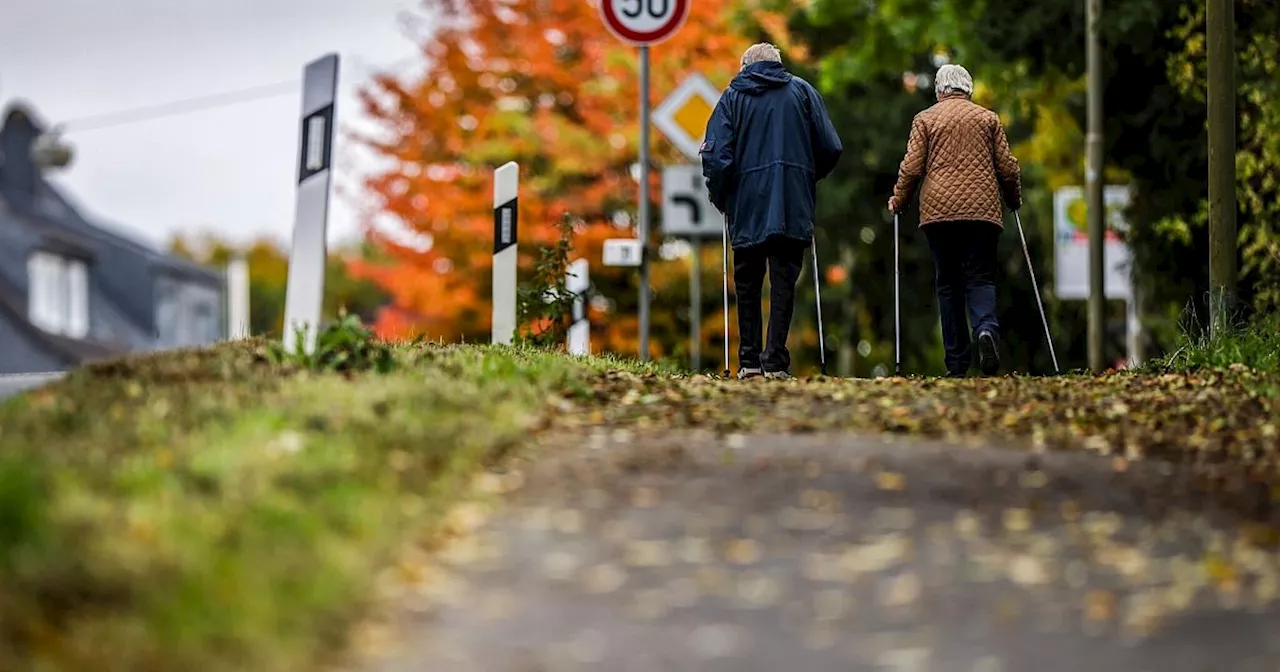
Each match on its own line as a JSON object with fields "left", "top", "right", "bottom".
{"left": 599, "top": 0, "right": 690, "bottom": 362}
{"left": 598, "top": 0, "right": 690, "bottom": 45}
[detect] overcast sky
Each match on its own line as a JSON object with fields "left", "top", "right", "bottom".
{"left": 0, "top": 0, "right": 426, "bottom": 250}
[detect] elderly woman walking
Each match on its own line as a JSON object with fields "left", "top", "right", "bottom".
{"left": 888, "top": 64, "right": 1022, "bottom": 377}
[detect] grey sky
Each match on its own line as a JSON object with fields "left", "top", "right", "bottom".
{"left": 0, "top": 0, "right": 426, "bottom": 250}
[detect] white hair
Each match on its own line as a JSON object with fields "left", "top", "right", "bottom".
{"left": 741, "top": 43, "right": 782, "bottom": 68}
{"left": 935, "top": 64, "right": 974, "bottom": 98}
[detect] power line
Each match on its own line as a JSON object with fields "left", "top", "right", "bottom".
{"left": 61, "top": 81, "right": 300, "bottom": 133}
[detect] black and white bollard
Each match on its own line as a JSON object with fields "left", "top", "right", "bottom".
{"left": 282, "top": 53, "right": 339, "bottom": 354}
{"left": 492, "top": 162, "right": 519, "bottom": 345}
{"left": 567, "top": 258, "right": 589, "bottom": 355}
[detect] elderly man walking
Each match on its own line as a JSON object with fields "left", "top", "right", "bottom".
{"left": 889, "top": 64, "right": 1022, "bottom": 377}
{"left": 701, "top": 43, "right": 843, "bottom": 380}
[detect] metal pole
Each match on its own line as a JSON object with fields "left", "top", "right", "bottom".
{"left": 691, "top": 241, "right": 702, "bottom": 371}
{"left": 1085, "top": 0, "right": 1106, "bottom": 372}
{"left": 1207, "top": 0, "right": 1237, "bottom": 338}
{"left": 637, "top": 45, "right": 652, "bottom": 361}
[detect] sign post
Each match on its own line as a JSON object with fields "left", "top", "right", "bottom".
{"left": 661, "top": 164, "right": 722, "bottom": 370}
{"left": 598, "top": 0, "right": 690, "bottom": 361}
{"left": 282, "top": 53, "right": 339, "bottom": 355}
{"left": 654, "top": 70, "right": 721, "bottom": 370}
{"left": 492, "top": 162, "right": 519, "bottom": 345}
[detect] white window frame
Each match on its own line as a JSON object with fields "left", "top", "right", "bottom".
{"left": 27, "top": 250, "right": 90, "bottom": 338}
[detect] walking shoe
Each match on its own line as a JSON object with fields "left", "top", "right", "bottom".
{"left": 737, "top": 367, "right": 763, "bottom": 380}
{"left": 944, "top": 370, "right": 967, "bottom": 379}
{"left": 977, "top": 331, "right": 1001, "bottom": 376}
{"left": 763, "top": 370, "right": 793, "bottom": 381}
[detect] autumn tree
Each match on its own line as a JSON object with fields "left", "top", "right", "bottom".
{"left": 352, "top": 0, "right": 751, "bottom": 359}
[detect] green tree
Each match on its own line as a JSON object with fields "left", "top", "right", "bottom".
{"left": 168, "top": 233, "right": 389, "bottom": 338}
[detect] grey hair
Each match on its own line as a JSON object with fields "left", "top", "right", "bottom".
{"left": 935, "top": 64, "right": 974, "bottom": 98}
{"left": 741, "top": 43, "right": 782, "bottom": 68}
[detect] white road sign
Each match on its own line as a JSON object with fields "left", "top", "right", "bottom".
{"left": 653, "top": 73, "right": 722, "bottom": 160}
{"left": 603, "top": 238, "right": 644, "bottom": 267}
{"left": 1053, "top": 185, "right": 1133, "bottom": 300}
{"left": 662, "top": 164, "right": 723, "bottom": 239}
{"left": 598, "top": 0, "right": 691, "bottom": 46}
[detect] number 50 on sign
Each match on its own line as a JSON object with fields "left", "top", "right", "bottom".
{"left": 598, "top": 0, "right": 690, "bottom": 46}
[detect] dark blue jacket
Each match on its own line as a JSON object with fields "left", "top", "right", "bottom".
{"left": 699, "top": 61, "right": 842, "bottom": 250}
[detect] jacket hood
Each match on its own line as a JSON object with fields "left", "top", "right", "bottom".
{"left": 729, "top": 61, "right": 793, "bottom": 95}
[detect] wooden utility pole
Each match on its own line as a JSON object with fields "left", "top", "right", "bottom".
{"left": 1085, "top": 0, "right": 1106, "bottom": 372}
{"left": 1207, "top": 0, "right": 1236, "bottom": 337}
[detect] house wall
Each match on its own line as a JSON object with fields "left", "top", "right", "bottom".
{"left": 0, "top": 313, "right": 63, "bottom": 373}
{"left": 155, "top": 274, "right": 225, "bottom": 349}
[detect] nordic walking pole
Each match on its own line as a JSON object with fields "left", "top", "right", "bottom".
{"left": 1014, "top": 210, "right": 1060, "bottom": 374}
{"left": 811, "top": 241, "right": 828, "bottom": 376}
{"left": 894, "top": 212, "right": 902, "bottom": 376}
{"left": 721, "top": 215, "right": 732, "bottom": 378}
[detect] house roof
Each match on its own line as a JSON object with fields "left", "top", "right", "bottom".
{"left": 0, "top": 275, "right": 129, "bottom": 366}
{"left": 0, "top": 101, "right": 224, "bottom": 365}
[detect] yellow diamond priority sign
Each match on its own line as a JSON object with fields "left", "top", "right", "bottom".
{"left": 653, "top": 73, "right": 722, "bottom": 160}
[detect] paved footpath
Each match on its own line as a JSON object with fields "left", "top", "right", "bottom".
{"left": 355, "top": 430, "right": 1280, "bottom": 672}
{"left": 0, "top": 372, "right": 65, "bottom": 401}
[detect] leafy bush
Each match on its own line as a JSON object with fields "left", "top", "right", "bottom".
{"left": 515, "top": 212, "right": 587, "bottom": 349}
{"left": 268, "top": 312, "right": 397, "bottom": 373}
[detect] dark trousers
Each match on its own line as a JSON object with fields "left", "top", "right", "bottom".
{"left": 734, "top": 237, "right": 806, "bottom": 372}
{"left": 923, "top": 221, "right": 1001, "bottom": 374}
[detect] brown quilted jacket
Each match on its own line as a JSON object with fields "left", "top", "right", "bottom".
{"left": 890, "top": 93, "right": 1022, "bottom": 227}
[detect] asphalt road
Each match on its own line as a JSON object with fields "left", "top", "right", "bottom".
{"left": 0, "top": 372, "right": 65, "bottom": 401}
{"left": 352, "top": 430, "right": 1280, "bottom": 672}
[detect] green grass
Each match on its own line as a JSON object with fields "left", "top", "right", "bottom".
{"left": 0, "top": 339, "right": 664, "bottom": 672}
{"left": 1150, "top": 316, "right": 1280, "bottom": 373}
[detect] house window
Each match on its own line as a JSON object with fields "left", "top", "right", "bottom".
{"left": 27, "top": 250, "right": 89, "bottom": 338}
{"left": 155, "top": 277, "right": 222, "bottom": 348}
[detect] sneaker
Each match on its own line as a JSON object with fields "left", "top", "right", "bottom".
{"left": 737, "top": 367, "right": 763, "bottom": 380}
{"left": 763, "top": 370, "right": 793, "bottom": 381}
{"left": 944, "top": 370, "right": 967, "bottom": 379}
{"left": 977, "top": 331, "right": 1000, "bottom": 376}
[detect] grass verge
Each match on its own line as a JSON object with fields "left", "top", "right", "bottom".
{"left": 0, "top": 340, "right": 660, "bottom": 672}
{"left": 1150, "top": 315, "right": 1280, "bottom": 374}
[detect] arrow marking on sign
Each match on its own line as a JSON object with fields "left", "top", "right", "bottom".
{"left": 672, "top": 194, "right": 701, "bottom": 227}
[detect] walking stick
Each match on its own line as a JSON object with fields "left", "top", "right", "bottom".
{"left": 811, "top": 241, "right": 827, "bottom": 376}
{"left": 894, "top": 213, "right": 901, "bottom": 376}
{"left": 721, "top": 214, "right": 732, "bottom": 378}
{"left": 1014, "top": 210, "right": 1060, "bottom": 374}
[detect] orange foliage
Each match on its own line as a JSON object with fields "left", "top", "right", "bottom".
{"left": 351, "top": 0, "right": 750, "bottom": 357}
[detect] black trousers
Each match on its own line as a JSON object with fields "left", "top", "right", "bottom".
{"left": 923, "top": 221, "right": 1001, "bottom": 374}
{"left": 734, "top": 237, "right": 806, "bottom": 372}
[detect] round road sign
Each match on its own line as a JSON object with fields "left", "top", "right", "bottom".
{"left": 598, "top": 0, "right": 690, "bottom": 46}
